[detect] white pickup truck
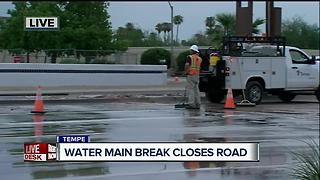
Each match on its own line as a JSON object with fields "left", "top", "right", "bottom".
{"left": 199, "top": 36, "right": 319, "bottom": 104}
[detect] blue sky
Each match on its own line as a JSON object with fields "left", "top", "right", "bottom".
{"left": 0, "top": 1, "right": 319, "bottom": 40}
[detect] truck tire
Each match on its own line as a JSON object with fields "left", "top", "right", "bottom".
{"left": 245, "top": 81, "right": 263, "bottom": 105}
{"left": 278, "top": 92, "right": 296, "bottom": 102}
{"left": 206, "top": 87, "right": 225, "bottom": 103}
{"left": 316, "top": 87, "right": 320, "bottom": 102}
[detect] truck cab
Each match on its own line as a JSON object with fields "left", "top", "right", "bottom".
{"left": 199, "top": 36, "right": 320, "bottom": 104}
{"left": 284, "top": 46, "right": 319, "bottom": 90}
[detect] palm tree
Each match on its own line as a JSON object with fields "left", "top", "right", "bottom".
{"left": 216, "top": 13, "right": 236, "bottom": 36}
{"left": 173, "top": 15, "right": 183, "bottom": 44}
{"left": 162, "top": 22, "right": 171, "bottom": 44}
{"left": 155, "top": 23, "right": 163, "bottom": 39}
{"left": 125, "top": 22, "right": 134, "bottom": 31}
{"left": 159, "top": 23, "right": 166, "bottom": 42}
{"left": 252, "top": 18, "right": 265, "bottom": 35}
{"left": 205, "top": 16, "right": 216, "bottom": 35}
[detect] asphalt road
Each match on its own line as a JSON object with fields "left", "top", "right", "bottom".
{"left": 0, "top": 96, "right": 318, "bottom": 180}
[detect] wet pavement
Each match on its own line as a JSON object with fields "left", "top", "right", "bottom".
{"left": 0, "top": 99, "right": 318, "bottom": 180}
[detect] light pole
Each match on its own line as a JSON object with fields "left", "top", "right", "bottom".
{"left": 168, "top": 1, "right": 176, "bottom": 74}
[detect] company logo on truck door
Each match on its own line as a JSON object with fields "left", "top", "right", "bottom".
{"left": 296, "top": 70, "right": 310, "bottom": 76}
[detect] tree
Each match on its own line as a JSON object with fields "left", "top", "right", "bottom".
{"left": 0, "top": 2, "right": 65, "bottom": 63}
{"left": 185, "top": 31, "right": 211, "bottom": 46}
{"left": 205, "top": 13, "right": 265, "bottom": 48}
{"left": 158, "top": 23, "right": 166, "bottom": 42}
{"left": 216, "top": 13, "right": 236, "bottom": 36}
{"left": 28, "top": 2, "right": 65, "bottom": 63}
{"left": 115, "top": 22, "right": 145, "bottom": 47}
{"left": 205, "top": 16, "right": 216, "bottom": 35}
{"left": 0, "top": 1, "right": 118, "bottom": 63}
{"left": 143, "top": 32, "right": 164, "bottom": 47}
{"left": 173, "top": 15, "right": 183, "bottom": 44}
{"left": 0, "top": 2, "right": 33, "bottom": 62}
{"left": 162, "top": 22, "right": 171, "bottom": 44}
{"left": 166, "top": 23, "right": 172, "bottom": 44}
{"left": 209, "top": 25, "right": 224, "bottom": 48}
{"left": 252, "top": 18, "right": 265, "bottom": 35}
{"left": 282, "top": 16, "right": 319, "bottom": 49}
{"left": 155, "top": 23, "right": 163, "bottom": 38}
{"left": 62, "top": 1, "right": 114, "bottom": 63}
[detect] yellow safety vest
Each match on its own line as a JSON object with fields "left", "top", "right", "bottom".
{"left": 209, "top": 55, "right": 220, "bottom": 66}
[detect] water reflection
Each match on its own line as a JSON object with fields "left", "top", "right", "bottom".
{"left": 181, "top": 107, "right": 230, "bottom": 177}
{"left": 182, "top": 136, "right": 228, "bottom": 177}
{"left": 32, "top": 114, "right": 44, "bottom": 142}
{"left": 181, "top": 137, "right": 289, "bottom": 178}
{"left": 182, "top": 109, "right": 203, "bottom": 127}
{"left": 224, "top": 110, "right": 233, "bottom": 126}
{"left": 31, "top": 163, "right": 110, "bottom": 179}
{"left": 183, "top": 161, "right": 227, "bottom": 177}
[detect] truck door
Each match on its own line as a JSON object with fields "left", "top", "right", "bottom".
{"left": 287, "top": 49, "right": 318, "bottom": 89}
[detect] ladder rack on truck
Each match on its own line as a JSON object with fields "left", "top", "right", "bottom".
{"left": 221, "top": 36, "right": 286, "bottom": 56}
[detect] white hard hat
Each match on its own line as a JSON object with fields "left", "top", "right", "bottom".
{"left": 190, "top": 45, "right": 199, "bottom": 53}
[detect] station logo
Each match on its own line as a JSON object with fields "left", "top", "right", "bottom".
{"left": 47, "top": 143, "right": 57, "bottom": 161}
{"left": 25, "top": 17, "right": 59, "bottom": 31}
{"left": 24, "top": 143, "right": 56, "bottom": 162}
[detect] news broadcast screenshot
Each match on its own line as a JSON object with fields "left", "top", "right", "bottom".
{"left": 0, "top": 1, "right": 319, "bottom": 180}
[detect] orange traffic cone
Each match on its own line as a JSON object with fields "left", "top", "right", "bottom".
{"left": 224, "top": 88, "right": 236, "bottom": 109}
{"left": 31, "top": 86, "right": 45, "bottom": 114}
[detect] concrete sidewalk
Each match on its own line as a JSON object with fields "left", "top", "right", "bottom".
{"left": 0, "top": 77, "right": 187, "bottom": 102}
{"left": 0, "top": 77, "right": 187, "bottom": 96}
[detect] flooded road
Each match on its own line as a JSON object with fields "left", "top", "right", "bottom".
{"left": 0, "top": 100, "right": 318, "bottom": 180}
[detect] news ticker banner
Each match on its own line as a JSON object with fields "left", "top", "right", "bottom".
{"left": 25, "top": 142, "right": 259, "bottom": 162}
{"left": 57, "top": 143, "right": 259, "bottom": 161}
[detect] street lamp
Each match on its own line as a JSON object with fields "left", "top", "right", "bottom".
{"left": 168, "top": 1, "right": 176, "bottom": 74}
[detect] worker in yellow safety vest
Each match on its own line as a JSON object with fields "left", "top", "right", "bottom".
{"left": 209, "top": 52, "right": 220, "bottom": 73}
{"left": 184, "top": 45, "right": 202, "bottom": 109}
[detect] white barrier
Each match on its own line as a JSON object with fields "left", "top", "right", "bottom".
{"left": 0, "top": 63, "right": 167, "bottom": 87}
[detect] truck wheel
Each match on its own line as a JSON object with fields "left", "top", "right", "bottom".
{"left": 316, "top": 87, "right": 320, "bottom": 102}
{"left": 206, "top": 87, "right": 225, "bottom": 103}
{"left": 245, "top": 81, "right": 263, "bottom": 105}
{"left": 278, "top": 93, "right": 296, "bottom": 102}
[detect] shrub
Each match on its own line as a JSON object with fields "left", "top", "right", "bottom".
{"left": 176, "top": 50, "right": 190, "bottom": 72}
{"left": 291, "top": 138, "right": 319, "bottom": 180}
{"left": 140, "top": 48, "right": 171, "bottom": 68}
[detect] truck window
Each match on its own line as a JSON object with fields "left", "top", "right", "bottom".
{"left": 244, "top": 46, "right": 281, "bottom": 57}
{"left": 289, "top": 50, "right": 309, "bottom": 64}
